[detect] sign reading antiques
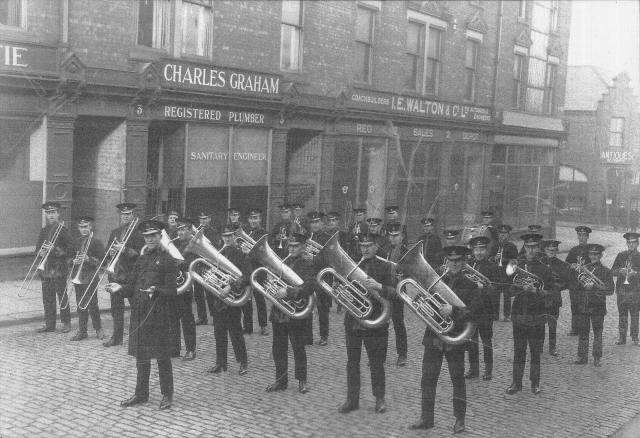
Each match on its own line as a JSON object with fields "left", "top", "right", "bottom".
{"left": 600, "top": 150, "right": 633, "bottom": 164}
{"left": 136, "top": 104, "right": 272, "bottom": 126}
{"left": 160, "top": 60, "right": 281, "bottom": 97}
{"left": 0, "top": 42, "right": 58, "bottom": 74}
{"left": 346, "top": 89, "right": 492, "bottom": 124}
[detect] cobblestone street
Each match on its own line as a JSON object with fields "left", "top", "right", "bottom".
{"left": 1, "top": 227, "right": 640, "bottom": 437}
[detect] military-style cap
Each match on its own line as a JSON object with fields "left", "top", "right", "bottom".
{"left": 528, "top": 224, "right": 542, "bottom": 232}
{"left": 442, "top": 245, "right": 470, "bottom": 260}
{"left": 116, "top": 203, "right": 136, "bottom": 214}
{"left": 247, "top": 208, "right": 263, "bottom": 218}
{"left": 288, "top": 232, "right": 308, "bottom": 246}
{"left": 356, "top": 232, "right": 381, "bottom": 246}
{"left": 228, "top": 207, "right": 240, "bottom": 214}
{"left": 367, "top": 217, "right": 383, "bottom": 225}
{"left": 278, "top": 203, "right": 291, "bottom": 211}
{"left": 176, "top": 217, "right": 195, "bottom": 230}
{"left": 307, "top": 211, "right": 323, "bottom": 222}
{"left": 497, "top": 224, "right": 513, "bottom": 233}
{"left": 588, "top": 243, "right": 605, "bottom": 254}
{"left": 138, "top": 219, "right": 165, "bottom": 235}
{"left": 221, "top": 224, "right": 236, "bottom": 236}
{"left": 327, "top": 211, "right": 340, "bottom": 220}
{"left": 385, "top": 206, "right": 399, "bottom": 213}
{"left": 623, "top": 232, "right": 640, "bottom": 242}
{"left": 421, "top": 217, "right": 435, "bottom": 225}
{"left": 542, "top": 240, "right": 561, "bottom": 250}
{"left": 521, "top": 233, "right": 543, "bottom": 246}
{"left": 197, "top": 212, "right": 210, "bottom": 219}
{"left": 76, "top": 216, "right": 94, "bottom": 225}
{"left": 469, "top": 236, "right": 491, "bottom": 248}
{"left": 353, "top": 207, "right": 366, "bottom": 214}
{"left": 290, "top": 203, "right": 304, "bottom": 210}
{"left": 385, "top": 223, "right": 403, "bottom": 236}
{"left": 444, "top": 229, "right": 460, "bottom": 239}
{"left": 167, "top": 210, "right": 179, "bottom": 217}
{"left": 575, "top": 226, "right": 592, "bottom": 234}
{"left": 42, "top": 201, "right": 61, "bottom": 212}
{"left": 481, "top": 211, "right": 494, "bottom": 218}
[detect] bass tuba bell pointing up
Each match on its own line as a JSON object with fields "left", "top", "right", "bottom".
{"left": 395, "top": 241, "right": 476, "bottom": 345}
{"left": 315, "top": 232, "right": 391, "bottom": 329}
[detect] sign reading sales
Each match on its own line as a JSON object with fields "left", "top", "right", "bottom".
{"left": 600, "top": 150, "right": 633, "bottom": 164}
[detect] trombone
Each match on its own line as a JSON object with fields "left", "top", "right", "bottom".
{"left": 19, "top": 221, "right": 65, "bottom": 297}
{"left": 61, "top": 231, "right": 93, "bottom": 311}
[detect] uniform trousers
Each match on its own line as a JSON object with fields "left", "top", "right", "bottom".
{"left": 345, "top": 325, "right": 388, "bottom": 401}
{"left": 74, "top": 284, "right": 101, "bottom": 334}
{"left": 41, "top": 277, "right": 70, "bottom": 329}
{"left": 176, "top": 290, "right": 196, "bottom": 352}
{"left": 390, "top": 297, "right": 407, "bottom": 358}
{"left": 109, "top": 291, "right": 130, "bottom": 343}
{"left": 576, "top": 313, "right": 604, "bottom": 360}
{"left": 546, "top": 306, "right": 560, "bottom": 351}
{"left": 193, "top": 282, "right": 210, "bottom": 322}
{"left": 512, "top": 322, "right": 545, "bottom": 387}
{"left": 135, "top": 359, "right": 173, "bottom": 398}
{"left": 466, "top": 318, "right": 493, "bottom": 374}
{"left": 212, "top": 306, "right": 247, "bottom": 366}
{"left": 499, "top": 285, "right": 512, "bottom": 318}
{"left": 272, "top": 318, "right": 307, "bottom": 383}
{"left": 618, "top": 303, "right": 639, "bottom": 341}
{"left": 241, "top": 290, "right": 268, "bottom": 331}
{"left": 317, "top": 292, "right": 332, "bottom": 339}
{"left": 568, "top": 289, "right": 579, "bottom": 332}
{"left": 420, "top": 344, "right": 466, "bottom": 424}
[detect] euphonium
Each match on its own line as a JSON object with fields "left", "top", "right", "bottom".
{"left": 184, "top": 229, "right": 250, "bottom": 306}
{"left": 576, "top": 262, "right": 606, "bottom": 289}
{"left": 463, "top": 262, "right": 492, "bottom": 288}
{"left": 249, "top": 234, "right": 316, "bottom": 319}
{"left": 506, "top": 260, "right": 545, "bottom": 290}
{"left": 395, "top": 241, "right": 476, "bottom": 345}
{"left": 19, "top": 221, "right": 65, "bottom": 297}
{"left": 316, "top": 232, "right": 391, "bottom": 329}
{"left": 235, "top": 227, "right": 257, "bottom": 253}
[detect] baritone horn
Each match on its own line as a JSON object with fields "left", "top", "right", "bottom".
{"left": 19, "top": 221, "right": 65, "bottom": 297}
{"left": 316, "top": 232, "right": 391, "bottom": 329}
{"left": 463, "top": 263, "right": 492, "bottom": 288}
{"left": 249, "top": 235, "right": 316, "bottom": 319}
{"left": 395, "top": 241, "right": 476, "bottom": 345}
{"left": 576, "top": 263, "right": 606, "bottom": 289}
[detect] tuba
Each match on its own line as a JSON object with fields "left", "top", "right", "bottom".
{"left": 184, "top": 229, "right": 250, "bottom": 306}
{"left": 395, "top": 241, "right": 476, "bottom": 345}
{"left": 249, "top": 235, "right": 316, "bottom": 319}
{"left": 316, "top": 232, "right": 391, "bottom": 329}
{"left": 506, "top": 260, "right": 545, "bottom": 290}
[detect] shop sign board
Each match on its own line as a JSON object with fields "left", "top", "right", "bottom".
{"left": 0, "top": 42, "right": 58, "bottom": 74}
{"left": 135, "top": 103, "right": 272, "bottom": 126}
{"left": 600, "top": 150, "right": 633, "bottom": 164}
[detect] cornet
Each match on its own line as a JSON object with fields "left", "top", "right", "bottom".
{"left": 577, "top": 263, "right": 607, "bottom": 289}
{"left": 506, "top": 260, "right": 545, "bottom": 291}
{"left": 623, "top": 257, "right": 637, "bottom": 285}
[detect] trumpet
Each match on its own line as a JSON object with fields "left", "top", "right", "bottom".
{"left": 506, "top": 260, "right": 545, "bottom": 291}
{"left": 277, "top": 226, "right": 287, "bottom": 249}
{"left": 19, "top": 221, "right": 65, "bottom": 297}
{"left": 463, "top": 262, "right": 492, "bottom": 288}
{"left": 61, "top": 232, "right": 94, "bottom": 310}
{"left": 623, "top": 257, "right": 637, "bottom": 285}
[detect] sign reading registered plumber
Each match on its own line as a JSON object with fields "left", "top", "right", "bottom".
{"left": 345, "top": 89, "right": 492, "bottom": 124}
{"left": 136, "top": 103, "right": 273, "bottom": 126}
{"left": 160, "top": 60, "right": 281, "bottom": 97}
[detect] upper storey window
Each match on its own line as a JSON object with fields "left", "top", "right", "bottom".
{"left": 181, "top": 0, "right": 212, "bottom": 57}
{"left": 280, "top": 0, "right": 303, "bottom": 71}
{"left": 137, "top": 0, "right": 172, "bottom": 50}
{"left": 0, "top": 0, "right": 24, "bottom": 27}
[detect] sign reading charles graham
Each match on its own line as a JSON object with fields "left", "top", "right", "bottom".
{"left": 160, "top": 60, "right": 280, "bottom": 97}
{"left": 346, "top": 89, "right": 492, "bottom": 124}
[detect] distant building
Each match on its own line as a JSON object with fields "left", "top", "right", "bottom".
{"left": 560, "top": 67, "right": 640, "bottom": 226}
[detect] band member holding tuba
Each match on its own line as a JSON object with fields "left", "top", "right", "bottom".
{"left": 70, "top": 216, "right": 105, "bottom": 341}
{"left": 572, "top": 244, "right": 614, "bottom": 366}
{"left": 465, "top": 236, "right": 499, "bottom": 380}
{"left": 326, "top": 211, "right": 349, "bottom": 315}
{"left": 409, "top": 245, "right": 483, "bottom": 434}
{"left": 265, "top": 232, "right": 316, "bottom": 394}
{"left": 173, "top": 217, "right": 197, "bottom": 361}
{"left": 270, "top": 204, "right": 293, "bottom": 258}
{"left": 339, "top": 233, "right": 395, "bottom": 415}
{"left": 104, "top": 203, "right": 144, "bottom": 347}
{"left": 539, "top": 240, "right": 571, "bottom": 356}
{"left": 505, "top": 233, "right": 554, "bottom": 396}
{"left": 384, "top": 222, "right": 409, "bottom": 367}
{"left": 611, "top": 232, "right": 640, "bottom": 345}
{"left": 194, "top": 212, "right": 218, "bottom": 326}
{"left": 207, "top": 225, "right": 251, "bottom": 376}
{"left": 493, "top": 225, "right": 519, "bottom": 321}
{"left": 416, "top": 217, "right": 442, "bottom": 269}
{"left": 565, "top": 226, "right": 592, "bottom": 336}
{"left": 36, "top": 202, "right": 73, "bottom": 333}
{"left": 240, "top": 208, "right": 269, "bottom": 336}
{"left": 106, "top": 219, "right": 177, "bottom": 410}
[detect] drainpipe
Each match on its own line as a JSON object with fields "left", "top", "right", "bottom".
{"left": 490, "top": 0, "right": 504, "bottom": 110}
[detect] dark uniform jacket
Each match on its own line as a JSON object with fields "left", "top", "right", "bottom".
{"left": 36, "top": 223, "right": 73, "bottom": 279}
{"left": 201, "top": 225, "right": 221, "bottom": 249}
{"left": 539, "top": 255, "right": 572, "bottom": 307}
{"left": 611, "top": 250, "right": 640, "bottom": 306}
{"left": 209, "top": 245, "right": 252, "bottom": 312}
{"left": 416, "top": 233, "right": 442, "bottom": 268}
{"left": 344, "top": 256, "right": 394, "bottom": 331}
{"left": 247, "top": 226, "right": 267, "bottom": 241}
{"left": 71, "top": 234, "right": 105, "bottom": 284}
{"left": 118, "top": 246, "right": 177, "bottom": 360}
{"left": 468, "top": 258, "right": 500, "bottom": 319}
{"left": 270, "top": 254, "right": 316, "bottom": 323}
{"left": 510, "top": 258, "right": 554, "bottom": 326}
{"left": 175, "top": 238, "right": 198, "bottom": 293}
{"left": 107, "top": 223, "right": 144, "bottom": 283}
{"left": 574, "top": 262, "right": 614, "bottom": 314}
{"left": 422, "top": 272, "right": 483, "bottom": 351}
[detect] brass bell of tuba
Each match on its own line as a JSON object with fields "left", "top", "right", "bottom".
{"left": 315, "top": 232, "right": 391, "bottom": 329}
{"left": 249, "top": 235, "right": 316, "bottom": 319}
{"left": 395, "top": 241, "right": 476, "bottom": 345}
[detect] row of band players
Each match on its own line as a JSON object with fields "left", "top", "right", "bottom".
{"left": 35, "top": 201, "right": 638, "bottom": 433}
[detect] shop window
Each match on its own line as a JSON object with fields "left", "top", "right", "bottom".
{"left": 182, "top": 0, "right": 212, "bottom": 57}
{"left": 425, "top": 27, "right": 442, "bottom": 94}
{"left": 280, "top": 0, "right": 303, "bottom": 71}
{"left": 464, "top": 39, "right": 479, "bottom": 101}
{"left": 137, "top": 0, "right": 172, "bottom": 50}
{"left": 544, "top": 62, "right": 557, "bottom": 113}
{"left": 610, "top": 117, "right": 625, "bottom": 148}
{"left": 0, "top": 0, "right": 23, "bottom": 27}
{"left": 513, "top": 53, "right": 527, "bottom": 109}
{"left": 491, "top": 144, "right": 507, "bottom": 163}
{"left": 405, "top": 21, "right": 424, "bottom": 91}
{"left": 354, "top": 5, "right": 375, "bottom": 83}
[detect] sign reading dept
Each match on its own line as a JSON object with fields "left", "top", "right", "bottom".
{"left": 161, "top": 61, "right": 280, "bottom": 96}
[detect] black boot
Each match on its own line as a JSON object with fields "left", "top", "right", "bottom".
{"left": 338, "top": 399, "right": 359, "bottom": 413}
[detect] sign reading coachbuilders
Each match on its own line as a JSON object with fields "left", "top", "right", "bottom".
{"left": 161, "top": 61, "right": 280, "bottom": 97}
{"left": 347, "top": 89, "right": 492, "bottom": 123}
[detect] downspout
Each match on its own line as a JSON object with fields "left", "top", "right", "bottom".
{"left": 490, "top": 0, "right": 504, "bottom": 109}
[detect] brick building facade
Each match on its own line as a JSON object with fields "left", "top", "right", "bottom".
{"left": 0, "top": 0, "right": 570, "bottom": 252}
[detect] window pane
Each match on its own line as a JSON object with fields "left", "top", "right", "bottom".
{"left": 528, "top": 58, "right": 546, "bottom": 87}
{"left": 354, "top": 42, "right": 370, "bottom": 82}
{"left": 531, "top": 1, "right": 550, "bottom": 33}
{"left": 407, "top": 22, "right": 422, "bottom": 54}
{"left": 427, "top": 27, "right": 441, "bottom": 59}
{"left": 425, "top": 59, "right": 438, "bottom": 93}
{"left": 356, "top": 7, "right": 372, "bottom": 42}
{"left": 280, "top": 24, "right": 300, "bottom": 70}
{"left": 491, "top": 145, "right": 507, "bottom": 163}
{"left": 465, "top": 41, "right": 477, "bottom": 68}
{"left": 530, "top": 31, "right": 548, "bottom": 58}
{"left": 526, "top": 88, "right": 544, "bottom": 112}
{"left": 182, "top": 2, "right": 211, "bottom": 56}
{"left": 405, "top": 54, "right": 419, "bottom": 90}
{"left": 138, "top": 0, "right": 154, "bottom": 47}
{"left": 282, "top": 0, "right": 301, "bottom": 26}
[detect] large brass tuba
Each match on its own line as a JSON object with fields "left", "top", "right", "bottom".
{"left": 249, "top": 235, "right": 316, "bottom": 319}
{"left": 184, "top": 229, "right": 250, "bottom": 306}
{"left": 395, "top": 241, "right": 476, "bottom": 345}
{"left": 316, "top": 232, "right": 391, "bottom": 329}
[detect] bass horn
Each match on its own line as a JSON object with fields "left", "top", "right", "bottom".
{"left": 184, "top": 229, "right": 250, "bottom": 306}
{"left": 316, "top": 232, "right": 391, "bottom": 329}
{"left": 395, "top": 241, "right": 476, "bottom": 345}
{"left": 249, "top": 235, "right": 316, "bottom": 319}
